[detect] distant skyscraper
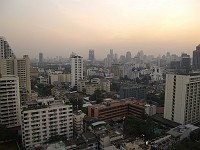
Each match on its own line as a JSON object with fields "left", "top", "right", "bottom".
{"left": 39, "top": 52, "right": 43, "bottom": 63}
{"left": 181, "top": 53, "right": 191, "bottom": 70}
{"left": 0, "top": 36, "right": 15, "bottom": 59}
{"left": 164, "top": 74, "right": 200, "bottom": 124}
{"left": 192, "top": 44, "right": 200, "bottom": 70}
{"left": 114, "top": 53, "right": 118, "bottom": 62}
{"left": 126, "top": 51, "right": 132, "bottom": 62}
{"left": 104, "top": 54, "right": 112, "bottom": 68}
{"left": 119, "top": 55, "right": 126, "bottom": 63}
{"left": 70, "top": 54, "right": 83, "bottom": 87}
{"left": 0, "top": 75, "right": 21, "bottom": 128}
{"left": 88, "top": 49, "right": 95, "bottom": 61}
{"left": 110, "top": 49, "right": 113, "bottom": 61}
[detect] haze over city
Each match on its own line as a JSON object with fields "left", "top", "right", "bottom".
{"left": 1, "top": 0, "right": 200, "bottom": 59}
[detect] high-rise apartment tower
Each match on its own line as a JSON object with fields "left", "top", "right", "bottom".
{"left": 0, "top": 75, "right": 21, "bottom": 128}
{"left": 0, "top": 36, "right": 15, "bottom": 59}
{"left": 70, "top": 54, "right": 83, "bottom": 87}
{"left": 164, "top": 73, "right": 200, "bottom": 125}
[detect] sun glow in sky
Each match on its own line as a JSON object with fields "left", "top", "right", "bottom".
{"left": 0, "top": 0, "right": 200, "bottom": 59}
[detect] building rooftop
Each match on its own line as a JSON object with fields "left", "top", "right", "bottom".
{"left": 73, "top": 110, "right": 85, "bottom": 116}
{"left": 92, "top": 121, "right": 106, "bottom": 127}
{"left": 45, "top": 142, "right": 66, "bottom": 150}
{"left": 22, "top": 98, "right": 71, "bottom": 111}
{"left": 89, "top": 98, "right": 150, "bottom": 110}
{"left": 70, "top": 55, "right": 83, "bottom": 58}
{"left": 167, "top": 124, "right": 199, "bottom": 138}
{"left": 151, "top": 114, "right": 180, "bottom": 128}
{"left": 103, "top": 145, "right": 119, "bottom": 150}
{"left": 83, "top": 116, "right": 99, "bottom": 123}
{"left": 82, "top": 132, "right": 98, "bottom": 144}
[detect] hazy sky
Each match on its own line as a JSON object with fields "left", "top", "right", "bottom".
{"left": 1, "top": 0, "right": 200, "bottom": 59}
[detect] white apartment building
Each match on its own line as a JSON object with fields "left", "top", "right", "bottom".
{"left": 49, "top": 73, "right": 71, "bottom": 85}
{"left": 15, "top": 55, "right": 31, "bottom": 93}
{"left": 0, "top": 36, "right": 15, "bottom": 59}
{"left": 164, "top": 73, "right": 200, "bottom": 124}
{"left": 101, "top": 79, "right": 110, "bottom": 93}
{"left": 77, "top": 78, "right": 110, "bottom": 95}
{"left": 86, "top": 84, "right": 99, "bottom": 95}
{"left": 0, "top": 75, "right": 21, "bottom": 128}
{"left": 150, "top": 66, "right": 163, "bottom": 82}
{"left": 21, "top": 98, "right": 73, "bottom": 149}
{"left": 70, "top": 55, "right": 83, "bottom": 87}
{"left": 73, "top": 110, "right": 86, "bottom": 135}
{"left": 77, "top": 79, "right": 88, "bottom": 92}
{"left": 0, "top": 55, "right": 31, "bottom": 93}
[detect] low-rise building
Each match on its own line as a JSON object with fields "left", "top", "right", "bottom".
{"left": 88, "top": 99, "right": 156, "bottom": 121}
{"left": 120, "top": 140, "right": 150, "bottom": 150}
{"left": 150, "top": 66, "right": 163, "bottom": 82}
{"left": 151, "top": 124, "right": 199, "bottom": 150}
{"left": 77, "top": 132, "right": 98, "bottom": 150}
{"left": 77, "top": 78, "right": 110, "bottom": 95}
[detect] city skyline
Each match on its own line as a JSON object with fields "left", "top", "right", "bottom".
{"left": 1, "top": 0, "right": 200, "bottom": 59}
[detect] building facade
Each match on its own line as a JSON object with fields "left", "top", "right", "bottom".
{"left": 120, "top": 85, "right": 147, "bottom": 99}
{"left": 0, "top": 75, "right": 21, "bottom": 128}
{"left": 193, "top": 44, "right": 200, "bottom": 70}
{"left": 150, "top": 66, "right": 163, "bottom": 82}
{"left": 73, "top": 110, "right": 86, "bottom": 135}
{"left": 88, "top": 49, "right": 95, "bottom": 61}
{"left": 88, "top": 99, "right": 156, "bottom": 121}
{"left": 0, "top": 55, "right": 31, "bottom": 93}
{"left": 70, "top": 55, "right": 83, "bottom": 87}
{"left": 77, "top": 78, "right": 110, "bottom": 95}
{"left": 164, "top": 74, "right": 200, "bottom": 124}
{"left": 21, "top": 99, "right": 73, "bottom": 149}
{"left": 0, "top": 36, "right": 15, "bottom": 59}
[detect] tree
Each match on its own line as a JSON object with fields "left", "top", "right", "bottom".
{"left": 82, "top": 88, "right": 86, "bottom": 93}
{"left": 123, "top": 116, "right": 155, "bottom": 140}
{"left": 89, "top": 89, "right": 103, "bottom": 104}
{"left": 36, "top": 84, "right": 54, "bottom": 97}
{"left": 110, "top": 83, "right": 121, "bottom": 92}
{"left": 0, "top": 124, "right": 18, "bottom": 141}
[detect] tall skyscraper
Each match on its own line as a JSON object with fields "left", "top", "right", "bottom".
{"left": 39, "top": 52, "right": 43, "bottom": 63}
{"left": 0, "top": 75, "right": 21, "bottom": 128}
{"left": 110, "top": 49, "right": 113, "bottom": 62}
{"left": 88, "top": 49, "right": 95, "bottom": 61}
{"left": 192, "top": 44, "right": 200, "bottom": 70}
{"left": 164, "top": 73, "right": 200, "bottom": 125}
{"left": 0, "top": 36, "right": 15, "bottom": 59}
{"left": 126, "top": 51, "right": 132, "bottom": 62}
{"left": 0, "top": 37, "right": 31, "bottom": 93}
{"left": 70, "top": 54, "right": 83, "bottom": 87}
{"left": 104, "top": 54, "right": 112, "bottom": 68}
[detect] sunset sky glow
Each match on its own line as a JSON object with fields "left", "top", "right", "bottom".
{"left": 1, "top": 0, "right": 200, "bottom": 59}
